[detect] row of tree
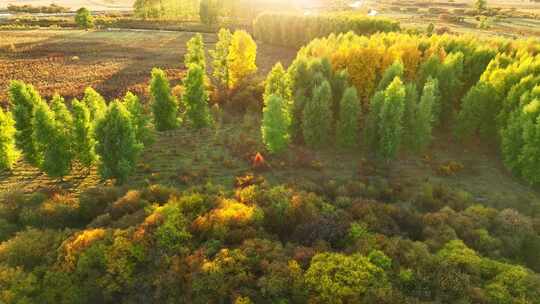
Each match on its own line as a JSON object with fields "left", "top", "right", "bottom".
{"left": 260, "top": 57, "right": 441, "bottom": 159}
{"left": 0, "top": 30, "right": 259, "bottom": 183}
{"left": 4, "top": 83, "right": 150, "bottom": 183}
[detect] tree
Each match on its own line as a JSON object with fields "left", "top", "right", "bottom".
{"left": 264, "top": 62, "right": 291, "bottom": 104}
{"left": 123, "top": 91, "right": 153, "bottom": 145}
{"left": 410, "top": 78, "right": 438, "bottom": 152}
{"left": 183, "top": 64, "right": 213, "bottom": 129}
{"left": 365, "top": 90, "right": 385, "bottom": 153}
{"left": 82, "top": 87, "right": 106, "bottom": 122}
{"left": 378, "top": 77, "right": 406, "bottom": 160}
{"left": 227, "top": 30, "right": 257, "bottom": 89}
{"left": 185, "top": 33, "right": 206, "bottom": 70}
{"left": 211, "top": 28, "right": 232, "bottom": 89}
{"left": 438, "top": 52, "right": 464, "bottom": 120}
{"left": 199, "top": 0, "right": 219, "bottom": 26}
{"left": 0, "top": 108, "right": 19, "bottom": 170}
{"left": 94, "top": 101, "right": 143, "bottom": 184}
{"left": 456, "top": 82, "right": 498, "bottom": 141}
{"left": 377, "top": 60, "right": 404, "bottom": 92}
{"left": 8, "top": 80, "right": 42, "bottom": 166}
{"left": 403, "top": 83, "right": 419, "bottom": 150}
{"left": 75, "top": 7, "right": 94, "bottom": 29}
{"left": 262, "top": 94, "right": 291, "bottom": 154}
{"left": 32, "top": 95, "right": 74, "bottom": 178}
{"left": 150, "top": 68, "right": 178, "bottom": 131}
{"left": 302, "top": 80, "right": 333, "bottom": 148}
{"left": 305, "top": 252, "right": 388, "bottom": 304}
{"left": 72, "top": 99, "right": 97, "bottom": 168}
{"left": 336, "top": 87, "right": 360, "bottom": 149}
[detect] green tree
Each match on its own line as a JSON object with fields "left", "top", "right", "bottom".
{"left": 378, "top": 77, "right": 406, "bottom": 160}
{"left": 302, "top": 80, "right": 333, "bottom": 148}
{"left": 185, "top": 33, "right": 206, "bottom": 70}
{"left": 264, "top": 62, "right": 291, "bottom": 103}
{"left": 227, "top": 30, "right": 257, "bottom": 89}
{"left": 32, "top": 95, "right": 74, "bottom": 178}
{"left": 377, "top": 60, "right": 404, "bottom": 92}
{"left": 336, "top": 87, "right": 360, "bottom": 149}
{"left": 305, "top": 252, "right": 388, "bottom": 304}
{"left": 403, "top": 83, "right": 419, "bottom": 151}
{"left": 411, "top": 77, "right": 438, "bottom": 152}
{"left": 262, "top": 94, "right": 291, "bottom": 154}
{"left": 72, "top": 98, "right": 97, "bottom": 168}
{"left": 364, "top": 90, "right": 385, "bottom": 152}
{"left": 150, "top": 68, "right": 178, "bottom": 131}
{"left": 183, "top": 64, "right": 213, "bottom": 129}
{"left": 95, "top": 101, "right": 143, "bottom": 184}
{"left": 456, "top": 82, "right": 499, "bottom": 141}
{"left": 82, "top": 87, "right": 106, "bottom": 122}
{"left": 123, "top": 91, "right": 153, "bottom": 145}
{"left": 0, "top": 108, "right": 19, "bottom": 170}
{"left": 75, "top": 7, "right": 94, "bottom": 29}
{"left": 438, "top": 52, "right": 464, "bottom": 119}
{"left": 8, "top": 80, "right": 42, "bottom": 166}
{"left": 211, "top": 28, "right": 232, "bottom": 89}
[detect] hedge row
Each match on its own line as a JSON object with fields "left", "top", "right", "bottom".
{"left": 253, "top": 12, "right": 400, "bottom": 47}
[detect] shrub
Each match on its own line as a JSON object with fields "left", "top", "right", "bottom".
{"left": 8, "top": 80, "right": 42, "bottom": 166}
{"left": 75, "top": 7, "right": 94, "bottom": 29}
{"left": 336, "top": 86, "right": 361, "bottom": 149}
{"left": 150, "top": 68, "right": 178, "bottom": 131}
{"left": 228, "top": 30, "right": 257, "bottom": 89}
{"left": 183, "top": 64, "right": 213, "bottom": 128}
{"left": 302, "top": 80, "right": 333, "bottom": 148}
{"left": 262, "top": 94, "right": 291, "bottom": 154}
{"left": 95, "top": 101, "right": 143, "bottom": 184}
{"left": 305, "top": 252, "right": 388, "bottom": 303}
{"left": 0, "top": 108, "right": 19, "bottom": 170}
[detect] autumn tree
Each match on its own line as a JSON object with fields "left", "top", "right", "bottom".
{"left": 185, "top": 33, "right": 206, "bottom": 70}
{"left": 183, "top": 64, "right": 213, "bottom": 129}
{"left": 72, "top": 99, "right": 97, "bottom": 168}
{"left": 95, "top": 100, "right": 143, "bottom": 184}
{"left": 228, "top": 30, "right": 257, "bottom": 89}
{"left": 302, "top": 80, "right": 333, "bottom": 148}
{"left": 150, "top": 68, "right": 178, "bottom": 131}
{"left": 211, "top": 28, "right": 232, "bottom": 89}
{"left": 336, "top": 87, "right": 360, "bottom": 149}
{"left": 123, "top": 91, "right": 153, "bottom": 145}
{"left": 262, "top": 94, "right": 291, "bottom": 154}
{"left": 0, "top": 108, "right": 19, "bottom": 170}
{"left": 8, "top": 80, "right": 42, "bottom": 166}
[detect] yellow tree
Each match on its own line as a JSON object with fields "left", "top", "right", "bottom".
{"left": 227, "top": 30, "right": 257, "bottom": 89}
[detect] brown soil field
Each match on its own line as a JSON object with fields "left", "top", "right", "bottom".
{"left": 0, "top": 29, "right": 296, "bottom": 104}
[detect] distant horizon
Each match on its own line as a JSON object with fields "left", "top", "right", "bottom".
{"left": 0, "top": 0, "right": 134, "bottom": 11}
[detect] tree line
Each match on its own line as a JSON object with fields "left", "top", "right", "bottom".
{"left": 0, "top": 30, "right": 258, "bottom": 184}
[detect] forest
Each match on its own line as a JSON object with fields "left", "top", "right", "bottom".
{"left": 1, "top": 1, "right": 540, "bottom": 303}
